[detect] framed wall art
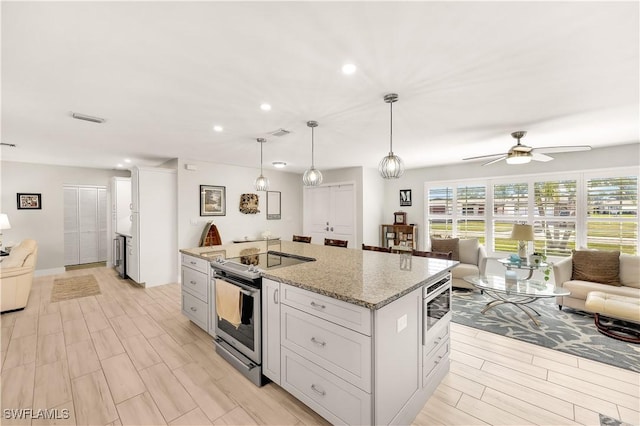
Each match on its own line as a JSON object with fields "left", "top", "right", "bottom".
{"left": 266, "top": 191, "right": 281, "bottom": 220}
{"left": 200, "top": 185, "right": 226, "bottom": 216}
{"left": 17, "top": 193, "right": 42, "bottom": 210}
{"left": 400, "top": 189, "right": 412, "bottom": 206}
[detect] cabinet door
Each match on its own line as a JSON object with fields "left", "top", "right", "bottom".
{"left": 97, "top": 188, "right": 108, "bottom": 261}
{"left": 262, "top": 278, "right": 281, "bottom": 384}
{"left": 78, "top": 187, "right": 99, "bottom": 264}
{"left": 64, "top": 187, "right": 80, "bottom": 266}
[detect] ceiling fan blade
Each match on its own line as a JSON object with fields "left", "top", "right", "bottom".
{"left": 534, "top": 145, "right": 592, "bottom": 154}
{"left": 532, "top": 153, "right": 554, "bottom": 162}
{"left": 463, "top": 153, "right": 506, "bottom": 161}
{"left": 482, "top": 156, "right": 507, "bottom": 166}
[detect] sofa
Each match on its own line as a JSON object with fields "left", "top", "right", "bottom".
{"left": 0, "top": 239, "right": 38, "bottom": 313}
{"left": 431, "top": 237, "right": 487, "bottom": 290}
{"left": 553, "top": 251, "right": 640, "bottom": 312}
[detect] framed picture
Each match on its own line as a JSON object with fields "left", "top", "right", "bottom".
{"left": 266, "top": 191, "right": 281, "bottom": 220}
{"left": 400, "top": 189, "right": 412, "bottom": 207}
{"left": 394, "top": 211, "right": 407, "bottom": 225}
{"left": 200, "top": 185, "right": 226, "bottom": 216}
{"left": 386, "top": 232, "right": 396, "bottom": 239}
{"left": 17, "top": 193, "right": 42, "bottom": 210}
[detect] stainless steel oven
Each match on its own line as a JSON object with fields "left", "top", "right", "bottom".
{"left": 423, "top": 273, "right": 452, "bottom": 341}
{"left": 211, "top": 251, "right": 315, "bottom": 386}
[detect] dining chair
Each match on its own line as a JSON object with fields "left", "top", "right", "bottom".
{"left": 362, "top": 244, "right": 391, "bottom": 253}
{"left": 324, "top": 238, "right": 348, "bottom": 248}
{"left": 412, "top": 250, "right": 453, "bottom": 260}
{"left": 292, "top": 235, "right": 312, "bottom": 243}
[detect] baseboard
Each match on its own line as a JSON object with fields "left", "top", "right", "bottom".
{"left": 35, "top": 267, "right": 66, "bottom": 277}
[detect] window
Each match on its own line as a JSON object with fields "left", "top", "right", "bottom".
{"left": 585, "top": 175, "right": 638, "bottom": 254}
{"left": 426, "top": 184, "right": 486, "bottom": 244}
{"left": 425, "top": 168, "right": 638, "bottom": 258}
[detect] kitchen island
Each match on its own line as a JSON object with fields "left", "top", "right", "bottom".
{"left": 180, "top": 241, "right": 456, "bottom": 425}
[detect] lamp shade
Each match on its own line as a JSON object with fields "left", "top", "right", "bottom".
{"left": 0, "top": 214, "right": 11, "bottom": 230}
{"left": 510, "top": 223, "right": 534, "bottom": 241}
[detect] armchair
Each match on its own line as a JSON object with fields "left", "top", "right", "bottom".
{"left": 1, "top": 239, "right": 38, "bottom": 313}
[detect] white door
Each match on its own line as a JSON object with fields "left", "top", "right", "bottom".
{"left": 304, "top": 183, "right": 355, "bottom": 248}
{"left": 64, "top": 187, "right": 80, "bottom": 265}
{"left": 79, "top": 187, "right": 99, "bottom": 264}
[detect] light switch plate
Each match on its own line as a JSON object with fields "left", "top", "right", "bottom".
{"left": 397, "top": 314, "right": 408, "bottom": 333}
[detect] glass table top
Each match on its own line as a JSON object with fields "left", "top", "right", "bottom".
{"left": 464, "top": 275, "right": 569, "bottom": 297}
{"left": 498, "top": 258, "right": 549, "bottom": 270}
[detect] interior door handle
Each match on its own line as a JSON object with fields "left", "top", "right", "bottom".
{"left": 330, "top": 227, "right": 333, "bottom": 231}
{"left": 325, "top": 227, "right": 329, "bottom": 231}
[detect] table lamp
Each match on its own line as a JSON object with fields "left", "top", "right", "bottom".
{"left": 510, "top": 223, "right": 534, "bottom": 260}
{"left": 0, "top": 213, "right": 11, "bottom": 249}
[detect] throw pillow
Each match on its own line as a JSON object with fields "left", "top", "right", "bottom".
{"left": 571, "top": 250, "right": 621, "bottom": 286}
{"left": 458, "top": 238, "right": 479, "bottom": 265}
{"left": 431, "top": 237, "right": 460, "bottom": 261}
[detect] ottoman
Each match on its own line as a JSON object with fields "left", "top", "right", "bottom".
{"left": 585, "top": 291, "right": 640, "bottom": 343}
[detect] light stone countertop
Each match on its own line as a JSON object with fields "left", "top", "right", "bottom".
{"left": 181, "top": 241, "right": 456, "bottom": 310}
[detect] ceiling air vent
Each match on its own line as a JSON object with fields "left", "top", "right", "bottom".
{"left": 0, "top": 142, "right": 16, "bottom": 147}
{"left": 270, "top": 128, "right": 291, "bottom": 137}
{"left": 72, "top": 112, "right": 105, "bottom": 123}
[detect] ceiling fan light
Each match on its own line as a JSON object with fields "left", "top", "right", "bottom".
{"left": 506, "top": 152, "right": 532, "bottom": 165}
{"left": 303, "top": 167, "right": 323, "bottom": 186}
{"left": 379, "top": 152, "right": 405, "bottom": 178}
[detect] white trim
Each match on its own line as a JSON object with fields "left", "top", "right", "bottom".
{"left": 35, "top": 267, "right": 66, "bottom": 277}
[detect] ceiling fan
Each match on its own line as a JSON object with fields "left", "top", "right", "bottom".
{"left": 463, "top": 131, "right": 592, "bottom": 166}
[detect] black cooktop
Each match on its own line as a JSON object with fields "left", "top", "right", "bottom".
{"left": 230, "top": 250, "right": 315, "bottom": 270}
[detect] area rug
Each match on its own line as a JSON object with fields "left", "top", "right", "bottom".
{"left": 452, "top": 289, "right": 640, "bottom": 373}
{"left": 51, "top": 274, "right": 101, "bottom": 302}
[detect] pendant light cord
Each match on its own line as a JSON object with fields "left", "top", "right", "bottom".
{"left": 389, "top": 101, "right": 394, "bottom": 154}
{"left": 260, "top": 141, "right": 264, "bottom": 174}
{"left": 311, "top": 126, "right": 315, "bottom": 167}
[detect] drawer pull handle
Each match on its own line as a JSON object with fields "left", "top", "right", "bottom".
{"left": 310, "top": 301, "right": 326, "bottom": 309}
{"left": 273, "top": 288, "right": 279, "bottom": 304}
{"left": 434, "top": 355, "right": 444, "bottom": 365}
{"left": 190, "top": 280, "right": 197, "bottom": 285}
{"left": 190, "top": 261, "right": 197, "bottom": 265}
{"left": 310, "top": 337, "right": 326, "bottom": 347}
{"left": 434, "top": 337, "right": 442, "bottom": 344}
{"left": 190, "top": 307, "right": 197, "bottom": 312}
{"left": 310, "top": 384, "right": 326, "bottom": 396}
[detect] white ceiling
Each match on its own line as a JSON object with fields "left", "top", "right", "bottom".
{"left": 2, "top": 1, "right": 638, "bottom": 173}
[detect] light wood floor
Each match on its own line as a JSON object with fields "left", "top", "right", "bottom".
{"left": 1, "top": 267, "right": 638, "bottom": 426}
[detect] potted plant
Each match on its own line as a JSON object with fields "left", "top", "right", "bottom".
{"left": 531, "top": 251, "right": 551, "bottom": 282}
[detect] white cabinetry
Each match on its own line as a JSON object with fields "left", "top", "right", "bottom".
{"left": 181, "top": 254, "right": 210, "bottom": 330}
{"left": 278, "top": 283, "right": 373, "bottom": 425}
{"left": 111, "top": 177, "right": 131, "bottom": 236}
{"left": 262, "top": 278, "right": 281, "bottom": 384}
{"left": 128, "top": 167, "right": 176, "bottom": 287}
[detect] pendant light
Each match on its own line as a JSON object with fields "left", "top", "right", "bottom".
{"left": 303, "top": 120, "right": 323, "bottom": 186}
{"left": 378, "top": 93, "right": 405, "bottom": 179}
{"left": 254, "top": 138, "right": 269, "bottom": 191}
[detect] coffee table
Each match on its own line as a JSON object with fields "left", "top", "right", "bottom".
{"left": 498, "top": 258, "right": 549, "bottom": 280}
{"left": 464, "top": 275, "right": 570, "bottom": 326}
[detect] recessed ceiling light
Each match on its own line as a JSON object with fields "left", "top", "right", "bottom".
{"left": 272, "top": 161, "right": 287, "bottom": 168}
{"left": 213, "top": 125, "right": 223, "bottom": 132}
{"left": 342, "top": 63, "right": 357, "bottom": 75}
{"left": 260, "top": 103, "right": 272, "bottom": 111}
{"left": 124, "top": 158, "right": 131, "bottom": 163}
{"left": 117, "top": 164, "right": 123, "bottom": 168}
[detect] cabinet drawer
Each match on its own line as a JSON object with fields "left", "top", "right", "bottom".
{"left": 281, "top": 305, "right": 371, "bottom": 392}
{"left": 182, "top": 267, "right": 208, "bottom": 301}
{"left": 423, "top": 321, "right": 449, "bottom": 358}
{"left": 181, "top": 254, "right": 209, "bottom": 274}
{"left": 182, "top": 291, "right": 208, "bottom": 330}
{"left": 423, "top": 339, "right": 449, "bottom": 387}
{"left": 281, "top": 347, "right": 371, "bottom": 426}
{"left": 280, "top": 283, "right": 372, "bottom": 336}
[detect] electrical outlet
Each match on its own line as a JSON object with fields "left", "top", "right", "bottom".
{"left": 397, "top": 314, "right": 407, "bottom": 333}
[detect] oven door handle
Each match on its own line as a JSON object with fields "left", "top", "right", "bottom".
{"left": 213, "top": 273, "right": 257, "bottom": 296}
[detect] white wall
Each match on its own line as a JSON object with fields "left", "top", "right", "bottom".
{"left": 381, "top": 143, "right": 640, "bottom": 250}
{"left": 0, "top": 161, "right": 129, "bottom": 273}
{"left": 176, "top": 159, "right": 303, "bottom": 250}
{"left": 362, "top": 167, "right": 385, "bottom": 246}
